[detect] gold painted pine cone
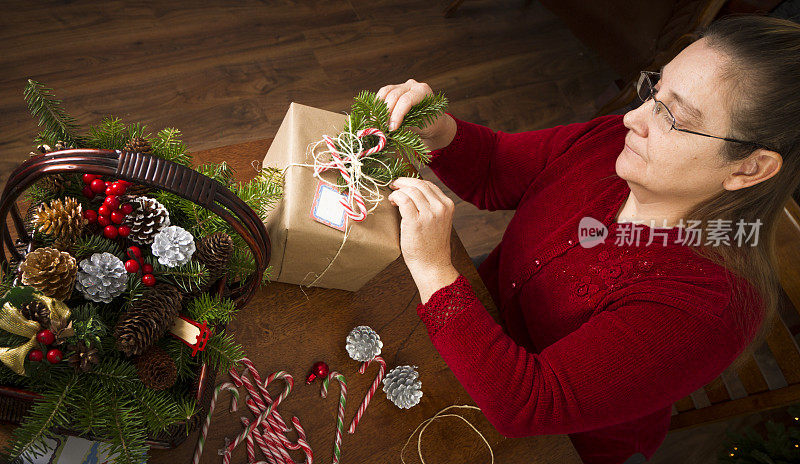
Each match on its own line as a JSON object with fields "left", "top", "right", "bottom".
{"left": 32, "top": 197, "right": 87, "bottom": 251}
{"left": 19, "top": 247, "right": 77, "bottom": 301}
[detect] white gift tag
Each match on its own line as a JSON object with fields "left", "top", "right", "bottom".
{"left": 310, "top": 180, "right": 348, "bottom": 231}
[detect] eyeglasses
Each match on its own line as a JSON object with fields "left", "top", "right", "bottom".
{"left": 636, "top": 71, "right": 764, "bottom": 148}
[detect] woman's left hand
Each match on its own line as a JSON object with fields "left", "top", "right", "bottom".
{"left": 388, "top": 177, "right": 460, "bottom": 303}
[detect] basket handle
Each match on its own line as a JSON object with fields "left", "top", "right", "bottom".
{"left": 0, "top": 149, "right": 271, "bottom": 307}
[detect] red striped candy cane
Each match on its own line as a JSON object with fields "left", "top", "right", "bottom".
{"left": 347, "top": 356, "right": 386, "bottom": 434}
{"left": 222, "top": 371, "right": 293, "bottom": 464}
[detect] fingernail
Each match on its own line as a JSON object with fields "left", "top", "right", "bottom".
{"left": 388, "top": 121, "right": 397, "bottom": 131}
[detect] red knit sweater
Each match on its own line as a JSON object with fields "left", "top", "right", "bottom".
{"left": 416, "top": 113, "right": 764, "bottom": 463}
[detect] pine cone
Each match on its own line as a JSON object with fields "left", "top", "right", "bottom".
{"left": 75, "top": 252, "right": 128, "bottom": 303}
{"left": 136, "top": 346, "right": 177, "bottom": 390}
{"left": 152, "top": 225, "right": 195, "bottom": 267}
{"left": 383, "top": 365, "right": 423, "bottom": 409}
{"left": 68, "top": 341, "right": 100, "bottom": 372}
{"left": 193, "top": 233, "right": 233, "bottom": 290}
{"left": 345, "top": 326, "right": 383, "bottom": 362}
{"left": 20, "top": 300, "right": 50, "bottom": 328}
{"left": 32, "top": 197, "right": 87, "bottom": 250}
{"left": 121, "top": 196, "right": 170, "bottom": 245}
{"left": 123, "top": 137, "right": 153, "bottom": 155}
{"left": 19, "top": 247, "right": 77, "bottom": 301}
{"left": 115, "top": 284, "right": 183, "bottom": 357}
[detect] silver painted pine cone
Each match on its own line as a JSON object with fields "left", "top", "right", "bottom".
{"left": 75, "top": 252, "right": 128, "bottom": 303}
{"left": 345, "top": 325, "right": 383, "bottom": 362}
{"left": 151, "top": 225, "right": 196, "bottom": 267}
{"left": 383, "top": 365, "right": 422, "bottom": 409}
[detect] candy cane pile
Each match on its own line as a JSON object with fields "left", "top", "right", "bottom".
{"left": 192, "top": 357, "right": 312, "bottom": 464}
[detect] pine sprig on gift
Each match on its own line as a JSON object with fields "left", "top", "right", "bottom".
{"left": 186, "top": 293, "right": 239, "bottom": 325}
{"left": 23, "top": 79, "right": 84, "bottom": 148}
{"left": 201, "top": 331, "right": 243, "bottom": 373}
{"left": 69, "top": 234, "right": 123, "bottom": 260}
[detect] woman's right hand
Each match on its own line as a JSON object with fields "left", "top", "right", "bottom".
{"left": 376, "top": 79, "right": 456, "bottom": 151}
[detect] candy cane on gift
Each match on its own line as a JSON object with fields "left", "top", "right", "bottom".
{"left": 320, "top": 372, "right": 348, "bottom": 464}
{"left": 221, "top": 371, "right": 294, "bottom": 464}
{"left": 192, "top": 382, "right": 239, "bottom": 464}
{"left": 347, "top": 356, "right": 386, "bottom": 434}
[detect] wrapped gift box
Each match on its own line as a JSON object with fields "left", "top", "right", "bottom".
{"left": 262, "top": 102, "right": 401, "bottom": 292}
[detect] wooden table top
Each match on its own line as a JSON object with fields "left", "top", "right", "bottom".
{"left": 1, "top": 139, "right": 583, "bottom": 464}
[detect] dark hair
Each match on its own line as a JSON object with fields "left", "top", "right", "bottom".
{"left": 688, "top": 15, "right": 800, "bottom": 374}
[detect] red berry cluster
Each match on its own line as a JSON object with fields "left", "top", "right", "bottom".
{"left": 27, "top": 329, "right": 62, "bottom": 364}
{"left": 81, "top": 174, "right": 134, "bottom": 239}
{"left": 126, "top": 246, "right": 156, "bottom": 287}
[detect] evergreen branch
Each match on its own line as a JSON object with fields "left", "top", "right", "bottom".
{"left": 69, "top": 234, "right": 123, "bottom": 260}
{"left": 201, "top": 331, "right": 243, "bottom": 373}
{"left": 152, "top": 128, "right": 191, "bottom": 166}
{"left": 0, "top": 261, "right": 16, "bottom": 298}
{"left": 186, "top": 293, "right": 239, "bottom": 325}
{"left": 86, "top": 116, "right": 129, "bottom": 149}
{"left": 196, "top": 161, "right": 236, "bottom": 188}
{"left": 104, "top": 392, "right": 149, "bottom": 464}
{"left": 233, "top": 167, "right": 283, "bottom": 223}
{"left": 388, "top": 127, "right": 430, "bottom": 166}
{"left": 70, "top": 303, "right": 108, "bottom": 349}
{"left": 160, "top": 338, "right": 199, "bottom": 381}
{"left": 400, "top": 91, "right": 449, "bottom": 129}
{"left": 7, "top": 373, "right": 79, "bottom": 462}
{"left": 23, "top": 79, "right": 84, "bottom": 147}
{"left": 154, "top": 260, "right": 209, "bottom": 294}
{"left": 131, "top": 387, "right": 185, "bottom": 434}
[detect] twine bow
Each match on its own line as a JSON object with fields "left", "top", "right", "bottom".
{"left": 307, "top": 122, "right": 390, "bottom": 223}
{"left": 0, "top": 294, "right": 71, "bottom": 375}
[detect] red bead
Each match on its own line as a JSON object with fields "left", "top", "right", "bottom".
{"left": 46, "top": 349, "right": 63, "bottom": 364}
{"left": 110, "top": 210, "right": 125, "bottom": 224}
{"left": 104, "top": 195, "right": 120, "bottom": 209}
{"left": 121, "top": 203, "right": 134, "bottom": 215}
{"left": 36, "top": 329, "right": 55, "bottom": 345}
{"left": 82, "top": 186, "right": 95, "bottom": 199}
{"left": 90, "top": 179, "right": 106, "bottom": 193}
{"left": 83, "top": 210, "right": 98, "bottom": 223}
{"left": 128, "top": 246, "right": 142, "bottom": 258}
{"left": 103, "top": 225, "right": 118, "bottom": 239}
{"left": 28, "top": 349, "right": 44, "bottom": 362}
{"left": 98, "top": 204, "right": 110, "bottom": 216}
{"left": 82, "top": 174, "right": 98, "bottom": 184}
{"left": 125, "top": 259, "right": 140, "bottom": 273}
{"left": 305, "top": 361, "right": 330, "bottom": 384}
{"left": 142, "top": 263, "right": 153, "bottom": 274}
{"left": 97, "top": 215, "right": 111, "bottom": 227}
{"left": 118, "top": 225, "right": 131, "bottom": 237}
{"left": 141, "top": 274, "right": 156, "bottom": 286}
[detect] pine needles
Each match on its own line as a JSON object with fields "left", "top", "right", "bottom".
{"left": 24, "top": 80, "right": 84, "bottom": 148}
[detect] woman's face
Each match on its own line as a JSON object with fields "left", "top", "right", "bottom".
{"left": 616, "top": 38, "right": 738, "bottom": 205}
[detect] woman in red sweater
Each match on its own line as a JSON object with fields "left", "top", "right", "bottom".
{"left": 381, "top": 16, "right": 800, "bottom": 464}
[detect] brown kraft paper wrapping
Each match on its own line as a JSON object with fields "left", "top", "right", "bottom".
{"left": 262, "top": 102, "right": 402, "bottom": 292}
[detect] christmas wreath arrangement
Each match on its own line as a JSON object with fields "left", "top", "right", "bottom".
{"left": 0, "top": 81, "right": 279, "bottom": 463}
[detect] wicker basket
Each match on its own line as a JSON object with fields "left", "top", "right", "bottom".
{"left": 0, "top": 148, "right": 271, "bottom": 448}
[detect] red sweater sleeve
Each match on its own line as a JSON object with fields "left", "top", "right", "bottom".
{"left": 417, "top": 275, "right": 750, "bottom": 437}
{"left": 426, "top": 114, "right": 618, "bottom": 211}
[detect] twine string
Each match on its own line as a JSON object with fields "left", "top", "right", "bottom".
{"left": 401, "top": 405, "right": 494, "bottom": 464}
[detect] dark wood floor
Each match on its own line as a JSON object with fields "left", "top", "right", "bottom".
{"left": 0, "top": 1, "right": 790, "bottom": 462}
